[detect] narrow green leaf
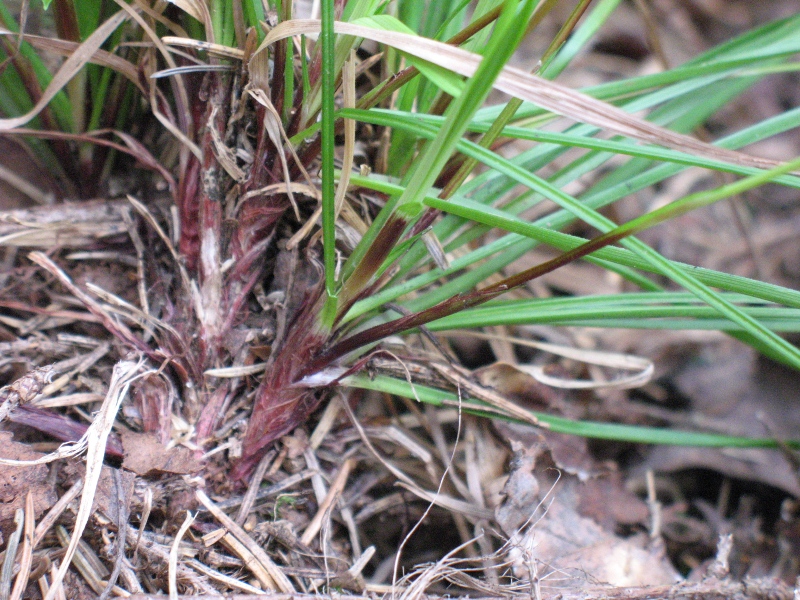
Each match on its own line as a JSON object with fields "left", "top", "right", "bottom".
{"left": 336, "top": 106, "right": 800, "bottom": 368}
{"left": 341, "top": 0, "right": 540, "bottom": 289}
{"left": 347, "top": 374, "right": 800, "bottom": 449}
{"left": 320, "top": 0, "right": 337, "bottom": 326}
{"left": 352, "top": 15, "right": 466, "bottom": 96}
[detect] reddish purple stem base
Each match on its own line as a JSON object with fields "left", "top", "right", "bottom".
{"left": 232, "top": 294, "right": 328, "bottom": 481}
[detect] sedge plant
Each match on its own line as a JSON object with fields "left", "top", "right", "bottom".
{"left": 1, "top": 0, "right": 800, "bottom": 482}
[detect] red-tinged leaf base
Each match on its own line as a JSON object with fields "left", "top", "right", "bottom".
{"left": 232, "top": 293, "right": 329, "bottom": 481}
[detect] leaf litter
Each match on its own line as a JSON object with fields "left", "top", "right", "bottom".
{"left": 0, "top": 0, "right": 799, "bottom": 599}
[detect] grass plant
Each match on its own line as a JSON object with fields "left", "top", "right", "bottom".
{"left": 2, "top": 0, "right": 800, "bottom": 484}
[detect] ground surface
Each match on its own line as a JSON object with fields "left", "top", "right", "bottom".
{"left": 1, "top": 0, "right": 799, "bottom": 598}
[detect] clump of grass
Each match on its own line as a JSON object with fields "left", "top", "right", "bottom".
{"left": 2, "top": 0, "right": 800, "bottom": 486}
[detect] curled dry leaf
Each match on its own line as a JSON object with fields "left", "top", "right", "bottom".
{"left": 516, "top": 341, "right": 654, "bottom": 390}
{"left": 475, "top": 337, "right": 654, "bottom": 391}
{"left": 475, "top": 363, "right": 602, "bottom": 479}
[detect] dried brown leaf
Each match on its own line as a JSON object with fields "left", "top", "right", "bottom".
{"left": 0, "top": 28, "right": 144, "bottom": 94}
{"left": 0, "top": 11, "right": 129, "bottom": 130}
{"left": 120, "top": 431, "right": 202, "bottom": 476}
{"left": 0, "top": 432, "right": 57, "bottom": 523}
{"left": 496, "top": 446, "right": 680, "bottom": 592}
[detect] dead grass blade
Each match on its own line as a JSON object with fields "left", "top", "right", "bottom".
{"left": 43, "top": 358, "right": 149, "bottom": 600}
{"left": 208, "top": 105, "right": 246, "bottom": 182}
{"left": 110, "top": 0, "right": 200, "bottom": 159}
{"left": 8, "top": 492, "right": 34, "bottom": 600}
{"left": 39, "top": 565, "right": 65, "bottom": 600}
{"left": 0, "top": 199, "right": 127, "bottom": 248}
{"left": 186, "top": 558, "right": 266, "bottom": 594}
{"left": 28, "top": 252, "right": 149, "bottom": 353}
{"left": 399, "top": 536, "right": 482, "bottom": 600}
{"left": 0, "top": 11, "right": 129, "bottom": 130}
{"left": 300, "top": 458, "right": 354, "bottom": 546}
{"left": 309, "top": 398, "right": 342, "bottom": 450}
{"left": 41, "top": 343, "right": 110, "bottom": 399}
{"left": 234, "top": 450, "right": 275, "bottom": 525}
{"left": 169, "top": 512, "right": 196, "bottom": 600}
{"left": 163, "top": 0, "right": 212, "bottom": 35}
{"left": 126, "top": 195, "right": 192, "bottom": 298}
{"left": 217, "top": 532, "right": 278, "bottom": 590}
{"left": 130, "top": 0, "right": 191, "bottom": 40}
{"left": 0, "top": 509, "right": 23, "bottom": 600}
{"left": 161, "top": 36, "right": 245, "bottom": 60}
{"left": 54, "top": 526, "right": 110, "bottom": 595}
{"left": 247, "top": 87, "right": 314, "bottom": 220}
{"left": 0, "top": 28, "right": 145, "bottom": 94}
{"left": 338, "top": 394, "right": 418, "bottom": 488}
{"left": 204, "top": 363, "right": 267, "bottom": 377}
{"left": 240, "top": 182, "right": 321, "bottom": 204}
{"left": 132, "top": 486, "right": 152, "bottom": 565}
{"left": 257, "top": 20, "right": 786, "bottom": 172}
{"left": 85, "top": 281, "right": 183, "bottom": 343}
{"left": 394, "top": 483, "right": 493, "bottom": 521}
{"left": 34, "top": 479, "right": 83, "bottom": 547}
{"left": 195, "top": 489, "right": 296, "bottom": 593}
{"left": 430, "top": 362, "right": 546, "bottom": 429}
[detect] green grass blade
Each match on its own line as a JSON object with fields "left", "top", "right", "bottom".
{"left": 339, "top": 102, "right": 800, "bottom": 314}
{"left": 347, "top": 373, "right": 800, "bottom": 449}
{"left": 542, "top": 0, "right": 621, "bottom": 77}
{"left": 425, "top": 293, "right": 800, "bottom": 331}
{"left": 336, "top": 106, "right": 800, "bottom": 367}
{"left": 349, "top": 108, "right": 800, "bottom": 187}
{"left": 343, "top": 172, "right": 800, "bottom": 319}
{"left": 340, "top": 0, "right": 540, "bottom": 286}
{"left": 320, "top": 0, "right": 337, "bottom": 327}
